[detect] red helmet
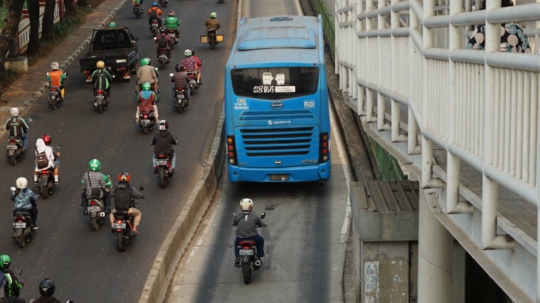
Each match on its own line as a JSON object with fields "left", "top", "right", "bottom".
{"left": 42, "top": 134, "right": 51, "bottom": 146}
{"left": 118, "top": 172, "right": 131, "bottom": 183}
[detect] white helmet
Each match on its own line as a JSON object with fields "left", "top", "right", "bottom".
{"left": 239, "top": 198, "right": 254, "bottom": 211}
{"left": 184, "top": 49, "right": 192, "bottom": 57}
{"left": 51, "top": 61, "right": 59, "bottom": 70}
{"left": 10, "top": 107, "right": 19, "bottom": 117}
{"left": 16, "top": 177, "right": 28, "bottom": 189}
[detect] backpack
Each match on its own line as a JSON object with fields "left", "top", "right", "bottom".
{"left": 157, "top": 35, "right": 168, "bottom": 48}
{"left": 150, "top": 9, "right": 158, "bottom": 20}
{"left": 114, "top": 186, "right": 133, "bottom": 212}
{"left": 36, "top": 151, "right": 48, "bottom": 169}
{"left": 139, "top": 94, "right": 155, "bottom": 114}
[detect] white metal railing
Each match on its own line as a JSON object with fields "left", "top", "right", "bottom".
{"left": 336, "top": 0, "right": 540, "bottom": 300}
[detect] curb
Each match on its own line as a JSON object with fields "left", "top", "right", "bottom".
{"left": 138, "top": 111, "right": 225, "bottom": 303}
{"left": 0, "top": 0, "right": 129, "bottom": 136}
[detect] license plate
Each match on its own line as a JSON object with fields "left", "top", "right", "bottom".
{"left": 112, "top": 222, "right": 126, "bottom": 229}
{"left": 96, "top": 95, "right": 104, "bottom": 100}
{"left": 6, "top": 145, "right": 17, "bottom": 150}
{"left": 269, "top": 174, "right": 290, "bottom": 181}
{"left": 13, "top": 222, "right": 26, "bottom": 228}
{"left": 156, "top": 159, "right": 168, "bottom": 165}
{"left": 239, "top": 250, "right": 254, "bottom": 256}
{"left": 87, "top": 206, "right": 101, "bottom": 212}
{"left": 141, "top": 119, "right": 150, "bottom": 126}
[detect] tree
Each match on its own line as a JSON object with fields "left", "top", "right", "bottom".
{"left": 64, "top": 0, "right": 76, "bottom": 17}
{"left": 26, "top": 0, "right": 40, "bottom": 56}
{"left": 42, "top": 0, "right": 55, "bottom": 40}
{"left": 77, "top": 0, "right": 89, "bottom": 7}
{"left": 0, "top": 0, "right": 26, "bottom": 74}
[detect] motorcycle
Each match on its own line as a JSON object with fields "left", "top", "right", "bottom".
{"left": 133, "top": 2, "right": 143, "bottom": 18}
{"left": 202, "top": 28, "right": 224, "bottom": 49}
{"left": 150, "top": 19, "right": 160, "bottom": 37}
{"left": 47, "top": 85, "right": 63, "bottom": 110}
{"left": 94, "top": 88, "right": 109, "bottom": 113}
{"left": 159, "top": 0, "right": 168, "bottom": 6}
{"left": 35, "top": 168, "right": 56, "bottom": 199}
{"left": 86, "top": 196, "right": 106, "bottom": 231}
{"left": 234, "top": 212, "right": 266, "bottom": 284}
{"left": 187, "top": 72, "right": 199, "bottom": 95}
{"left": 155, "top": 46, "right": 170, "bottom": 70}
{"left": 6, "top": 136, "right": 25, "bottom": 166}
{"left": 167, "top": 29, "right": 178, "bottom": 48}
{"left": 154, "top": 151, "right": 175, "bottom": 188}
{"left": 112, "top": 186, "right": 144, "bottom": 252}
{"left": 170, "top": 76, "right": 189, "bottom": 113}
{"left": 11, "top": 190, "right": 35, "bottom": 248}
{"left": 139, "top": 111, "right": 156, "bottom": 134}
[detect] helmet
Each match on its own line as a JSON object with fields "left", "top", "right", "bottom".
{"left": 142, "top": 82, "right": 151, "bottom": 91}
{"left": 108, "top": 22, "right": 116, "bottom": 28}
{"left": 184, "top": 49, "right": 192, "bottom": 57}
{"left": 0, "top": 255, "right": 11, "bottom": 269}
{"left": 96, "top": 61, "right": 105, "bottom": 69}
{"left": 89, "top": 159, "right": 101, "bottom": 172}
{"left": 190, "top": 48, "right": 196, "bottom": 56}
{"left": 152, "top": 1, "right": 158, "bottom": 6}
{"left": 210, "top": 12, "right": 217, "bottom": 19}
{"left": 42, "top": 134, "right": 51, "bottom": 146}
{"left": 160, "top": 28, "right": 166, "bottom": 34}
{"left": 146, "top": 58, "right": 152, "bottom": 65}
{"left": 158, "top": 120, "right": 169, "bottom": 131}
{"left": 10, "top": 107, "right": 19, "bottom": 117}
{"left": 239, "top": 198, "right": 253, "bottom": 211}
{"left": 140, "top": 58, "right": 149, "bottom": 66}
{"left": 39, "top": 279, "right": 56, "bottom": 297}
{"left": 16, "top": 177, "right": 28, "bottom": 189}
{"left": 169, "top": 11, "right": 175, "bottom": 16}
{"left": 51, "top": 62, "right": 59, "bottom": 70}
{"left": 175, "top": 64, "right": 184, "bottom": 72}
{"left": 118, "top": 172, "right": 131, "bottom": 183}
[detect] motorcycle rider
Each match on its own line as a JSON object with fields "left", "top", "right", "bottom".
{"left": 136, "top": 58, "right": 159, "bottom": 94}
{"left": 31, "top": 279, "right": 62, "bottom": 303}
{"left": 180, "top": 49, "right": 201, "bottom": 84}
{"left": 81, "top": 159, "right": 112, "bottom": 214}
{"left": 91, "top": 61, "right": 113, "bottom": 102}
{"left": 151, "top": 120, "right": 178, "bottom": 174}
{"left": 133, "top": 0, "right": 143, "bottom": 8}
{"left": 110, "top": 172, "right": 144, "bottom": 235}
{"left": 171, "top": 64, "right": 190, "bottom": 101}
{"left": 233, "top": 198, "right": 265, "bottom": 267}
{"left": 136, "top": 82, "right": 160, "bottom": 123}
{"left": 41, "top": 134, "right": 60, "bottom": 184}
{"left": 34, "top": 138, "right": 59, "bottom": 184}
{"left": 47, "top": 62, "right": 67, "bottom": 100}
{"left": 147, "top": 2, "right": 163, "bottom": 30}
{"left": 1, "top": 255, "right": 25, "bottom": 303}
{"left": 163, "top": 11, "right": 180, "bottom": 42}
{"left": 189, "top": 48, "right": 203, "bottom": 85}
{"left": 205, "top": 12, "right": 221, "bottom": 32}
{"left": 4, "top": 107, "right": 30, "bottom": 150}
{"left": 155, "top": 28, "right": 172, "bottom": 61}
{"left": 11, "top": 177, "right": 39, "bottom": 230}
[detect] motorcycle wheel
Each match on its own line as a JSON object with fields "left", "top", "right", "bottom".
{"left": 97, "top": 104, "right": 103, "bottom": 114}
{"left": 116, "top": 232, "right": 126, "bottom": 252}
{"left": 17, "top": 235, "right": 26, "bottom": 248}
{"left": 161, "top": 61, "right": 166, "bottom": 70}
{"left": 136, "top": 12, "right": 141, "bottom": 19}
{"left": 210, "top": 36, "right": 216, "bottom": 49}
{"left": 91, "top": 217, "right": 99, "bottom": 231}
{"left": 41, "top": 184, "right": 49, "bottom": 199}
{"left": 51, "top": 100, "right": 57, "bottom": 110}
{"left": 242, "top": 262, "right": 252, "bottom": 284}
{"left": 9, "top": 154, "right": 17, "bottom": 166}
{"left": 158, "top": 166, "right": 167, "bottom": 188}
{"left": 143, "top": 126, "right": 149, "bottom": 134}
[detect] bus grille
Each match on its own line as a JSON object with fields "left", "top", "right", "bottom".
{"left": 240, "top": 127, "right": 314, "bottom": 157}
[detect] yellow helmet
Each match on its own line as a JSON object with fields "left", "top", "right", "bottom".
{"left": 96, "top": 61, "right": 105, "bottom": 69}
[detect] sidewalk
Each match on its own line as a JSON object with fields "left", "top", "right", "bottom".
{"left": 0, "top": 0, "right": 128, "bottom": 133}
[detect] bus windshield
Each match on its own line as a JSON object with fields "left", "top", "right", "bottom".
{"left": 231, "top": 67, "right": 319, "bottom": 100}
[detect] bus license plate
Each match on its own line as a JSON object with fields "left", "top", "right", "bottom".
{"left": 87, "top": 206, "right": 101, "bottom": 213}
{"left": 13, "top": 222, "right": 26, "bottom": 228}
{"left": 239, "top": 250, "right": 254, "bottom": 256}
{"left": 112, "top": 222, "right": 126, "bottom": 229}
{"left": 269, "top": 174, "right": 289, "bottom": 181}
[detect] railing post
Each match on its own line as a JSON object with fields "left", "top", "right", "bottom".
{"left": 365, "top": 0, "right": 376, "bottom": 123}
{"left": 390, "top": 0, "right": 406, "bottom": 142}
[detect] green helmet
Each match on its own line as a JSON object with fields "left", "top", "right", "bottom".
{"left": 0, "top": 255, "right": 10, "bottom": 269}
{"left": 142, "top": 82, "right": 151, "bottom": 91}
{"left": 89, "top": 159, "right": 101, "bottom": 172}
{"left": 210, "top": 12, "right": 217, "bottom": 19}
{"left": 108, "top": 22, "right": 116, "bottom": 28}
{"left": 140, "top": 58, "right": 149, "bottom": 66}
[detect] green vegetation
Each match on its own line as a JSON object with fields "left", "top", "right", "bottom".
{"left": 0, "top": 6, "right": 7, "bottom": 28}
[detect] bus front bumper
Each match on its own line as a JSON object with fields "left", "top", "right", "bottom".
{"left": 227, "top": 162, "right": 331, "bottom": 183}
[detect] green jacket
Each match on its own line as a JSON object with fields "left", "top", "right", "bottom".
{"left": 164, "top": 16, "right": 180, "bottom": 29}
{"left": 3, "top": 270, "right": 23, "bottom": 298}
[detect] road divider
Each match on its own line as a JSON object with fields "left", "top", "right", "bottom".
{"left": 138, "top": 111, "right": 225, "bottom": 303}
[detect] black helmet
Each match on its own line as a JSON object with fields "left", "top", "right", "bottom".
{"left": 160, "top": 28, "right": 166, "bottom": 34}
{"left": 190, "top": 48, "right": 196, "bottom": 56}
{"left": 39, "top": 278, "right": 56, "bottom": 297}
{"left": 175, "top": 64, "right": 184, "bottom": 72}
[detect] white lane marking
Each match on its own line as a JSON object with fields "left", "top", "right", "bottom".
{"left": 184, "top": 199, "right": 220, "bottom": 265}
{"left": 329, "top": 100, "right": 352, "bottom": 243}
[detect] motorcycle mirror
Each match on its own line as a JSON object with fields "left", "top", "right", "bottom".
{"left": 139, "top": 186, "right": 144, "bottom": 191}
{"left": 27, "top": 118, "right": 33, "bottom": 123}
{"left": 56, "top": 145, "right": 61, "bottom": 149}
{"left": 10, "top": 187, "right": 16, "bottom": 192}
{"left": 46, "top": 72, "right": 49, "bottom": 76}
{"left": 18, "top": 269, "right": 23, "bottom": 275}
{"left": 153, "top": 37, "right": 157, "bottom": 40}
{"left": 65, "top": 72, "right": 69, "bottom": 76}
{"left": 261, "top": 212, "right": 266, "bottom": 219}
{"left": 169, "top": 73, "right": 173, "bottom": 77}
{"left": 135, "top": 38, "right": 140, "bottom": 42}
{"left": 232, "top": 212, "right": 236, "bottom": 217}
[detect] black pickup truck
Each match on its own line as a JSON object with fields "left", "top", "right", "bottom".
{"left": 79, "top": 27, "right": 139, "bottom": 83}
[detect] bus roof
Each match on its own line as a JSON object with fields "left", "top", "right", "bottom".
{"left": 227, "top": 15, "right": 323, "bottom": 67}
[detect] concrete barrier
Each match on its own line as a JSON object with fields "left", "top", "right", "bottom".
{"left": 138, "top": 111, "right": 225, "bottom": 303}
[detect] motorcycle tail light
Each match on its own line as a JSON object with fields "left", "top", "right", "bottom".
{"left": 152, "top": 20, "right": 158, "bottom": 24}
{"left": 117, "top": 220, "right": 122, "bottom": 224}
{"left": 144, "top": 115, "right": 148, "bottom": 119}
{"left": 97, "top": 89, "right": 103, "bottom": 94}
{"left": 89, "top": 200, "right": 96, "bottom": 205}
{"left": 243, "top": 246, "right": 250, "bottom": 250}
{"left": 16, "top": 216, "right": 23, "bottom": 221}
{"left": 9, "top": 138, "right": 15, "bottom": 143}
{"left": 51, "top": 87, "right": 57, "bottom": 92}
{"left": 41, "top": 170, "right": 49, "bottom": 174}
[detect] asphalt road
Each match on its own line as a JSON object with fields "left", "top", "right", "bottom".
{"left": 0, "top": 0, "right": 233, "bottom": 302}
{"left": 164, "top": 0, "right": 350, "bottom": 302}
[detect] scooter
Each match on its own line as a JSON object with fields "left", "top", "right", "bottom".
{"left": 133, "top": 2, "right": 144, "bottom": 18}
{"left": 233, "top": 212, "right": 266, "bottom": 284}
{"left": 112, "top": 187, "right": 144, "bottom": 252}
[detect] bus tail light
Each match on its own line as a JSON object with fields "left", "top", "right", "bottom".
{"left": 319, "top": 133, "right": 329, "bottom": 163}
{"left": 227, "top": 136, "right": 238, "bottom": 165}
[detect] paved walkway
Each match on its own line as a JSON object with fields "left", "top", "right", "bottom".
{"left": 0, "top": 0, "right": 123, "bottom": 131}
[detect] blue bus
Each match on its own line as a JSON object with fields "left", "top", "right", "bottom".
{"left": 224, "top": 15, "right": 331, "bottom": 183}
